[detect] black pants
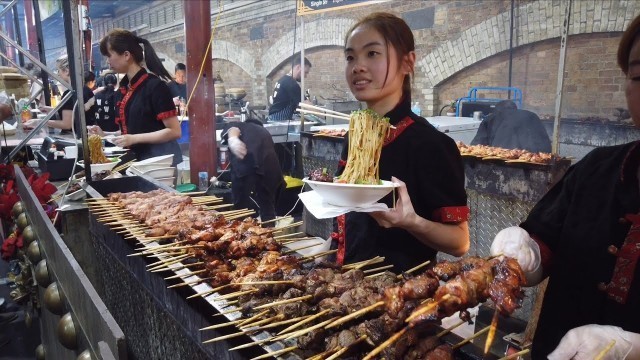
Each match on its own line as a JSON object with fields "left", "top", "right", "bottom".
{"left": 231, "top": 173, "right": 283, "bottom": 225}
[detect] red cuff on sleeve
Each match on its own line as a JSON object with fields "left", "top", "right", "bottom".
{"left": 432, "top": 206, "right": 470, "bottom": 223}
{"left": 338, "top": 159, "right": 347, "bottom": 168}
{"left": 157, "top": 109, "right": 178, "bottom": 121}
{"left": 530, "top": 233, "right": 552, "bottom": 275}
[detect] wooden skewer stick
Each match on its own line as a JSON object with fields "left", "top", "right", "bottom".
{"left": 452, "top": 325, "right": 491, "bottom": 350}
{"left": 273, "top": 220, "right": 303, "bottom": 233}
{"left": 299, "top": 102, "right": 352, "bottom": 118}
{"left": 187, "top": 288, "right": 218, "bottom": 300}
{"left": 137, "top": 235, "right": 177, "bottom": 242}
{"left": 242, "top": 314, "right": 310, "bottom": 333}
{"left": 259, "top": 215, "right": 292, "bottom": 225}
{"left": 296, "top": 108, "right": 350, "bottom": 120}
{"left": 497, "top": 348, "right": 531, "bottom": 360}
{"left": 325, "top": 335, "right": 368, "bottom": 360}
{"left": 325, "top": 301, "right": 385, "bottom": 329}
{"left": 214, "top": 289, "right": 258, "bottom": 301}
{"left": 283, "top": 242, "right": 324, "bottom": 254}
{"left": 200, "top": 318, "right": 245, "bottom": 331}
{"left": 398, "top": 260, "right": 431, "bottom": 279}
{"left": 273, "top": 231, "right": 305, "bottom": 240}
{"left": 150, "top": 261, "right": 202, "bottom": 273}
{"left": 146, "top": 254, "right": 190, "bottom": 267}
{"left": 436, "top": 314, "right": 476, "bottom": 338}
{"left": 484, "top": 309, "right": 500, "bottom": 354}
{"left": 362, "top": 326, "right": 408, "bottom": 360}
{"left": 239, "top": 314, "right": 284, "bottom": 330}
{"left": 167, "top": 276, "right": 213, "bottom": 289}
{"left": 234, "top": 280, "right": 294, "bottom": 287}
{"left": 278, "top": 237, "right": 319, "bottom": 244}
{"left": 363, "top": 264, "right": 394, "bottom": 274}
{"left": 202, "top": 329, "right": 255, "bottom": 344}
{"left": 281, "top": 317, "right": 340, "bottom": 341}
{"left": 249, "top": 346, "right": 298, "bottom": 360}
{"left": 405, "top": 294, "right": 451, "bottom": 323}
{"left": 306, "top": 349, "right": 337, "bottom": 360}
{"left": 138, "top": 244, "right": 204, "bottom": 254}
{"left": 594, "top": 340, "right": 616, "bottom": 360}
{"left": 253, "top": 295, "right": 312, "bottom": 311}
{"left": 226, "top": 212, "right": 256, "bottom": 221}
{"left": 343, "top": 256, "right": 384, "bottom": 270}
{"left": 235, "top": 309, "right": 271, "bottom": 328}
{"left": 227, "top": 336, "right": 273, "bottom": 351}
{"left": 134, "top": 240, "right": 187, "bottom": 252}
{"left": 300, "top": 249, "right": 338, "bottom": 262}
{"left": 203, "top": 203, "right": 233, "bottom": 210}
{"left": 147, "top": 257, "right": 194, "bottom": 271}
{"left": 164, "top": 269, "right": 206, "bottom": 280}
{"left": 277, "top": 309, "right": 331, "bottom": 335}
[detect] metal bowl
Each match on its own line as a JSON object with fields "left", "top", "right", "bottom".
{"left": 44, "top": 282, "right": 65, "bottom": 315}
{"left": 27, "top": 240, "right": 42, "bottom": 263}
{"left": 77, "top": 350, "right": 93, "bottom": 360}
{"left": 35, "top": 259, "right": 51, "bottom": 287}
{"left": 11, "top": 201, "right": 24, "bottom": 218}
{"left": 57, "top": 312, "right": 78, "bottom": 349}
{"left": 22, "top": 225, "right": 36, "bottom": 245}
{"left": 17, "top": 212, "right": 29, "bottom": 230}
{"left": 35, "top": 344, "right": 45, "bottom": 360}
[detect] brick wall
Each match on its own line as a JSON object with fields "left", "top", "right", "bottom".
{"left": 92, "top": 0, "right": 640, "bottom": 120}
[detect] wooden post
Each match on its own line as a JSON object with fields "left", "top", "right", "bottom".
{"left": 551, "top": 0, "right": 572, "bottom": 154}
{"left": 184, "top": 0, "right": 216, "bottom": 185}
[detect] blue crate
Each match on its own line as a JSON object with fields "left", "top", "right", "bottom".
{"left": 178, "top": 120, "right": 189, "bottom": 144}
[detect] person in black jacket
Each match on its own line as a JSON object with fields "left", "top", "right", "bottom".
{"left": 268, "top": 55, "right": 311, "bottom": 121}
{"left": 470, "top": 99, "right": 551, "bottom": 153}
{"left": 222, "top": 118, "right": 285, "bottom": 224}
{"left": 93, "top": 73, "right": 120, "bottom": 133}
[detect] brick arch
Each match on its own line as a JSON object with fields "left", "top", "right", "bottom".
{"left": 420, "top": 0, "right": 640, "bottom": 88}
{"left": 262, "top": 18, "right": 355, "bottom": 78}
{"left": 212, "top": 40, "right": 255, "bottom": 77}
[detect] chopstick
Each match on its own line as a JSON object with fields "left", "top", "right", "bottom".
{"left": 296, "top": 108, "right": 350, "bottom": 121}
{"left": 299, "top": 103, "right": 351, "bottom": 118}
{"left": 113, "top": 159, "right": 136, "bottom": 173}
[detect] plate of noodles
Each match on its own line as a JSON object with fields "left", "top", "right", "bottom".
{"left": 303, "top": 178, "right": 399, "bottom": 207}
{"left": 76, "top": 134, "right": 120, "bottom": 172}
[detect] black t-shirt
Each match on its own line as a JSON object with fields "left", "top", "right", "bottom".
{"left": 268, "top": 75, "right": 300, "bottom": 121}
{"left": 168, "top": 80, "right": 187, "bottom": 100}
{"left": 94, "top": 87, "right": 119, "bottom": 132}
{"left": 334, "top": 98, "right": 468, "bottom": 272}
{"left": 56, "top": 88, "right": 95, "bottom": 137}
{"left": 116, "top": 69, "right": 182, "bottom": 166}
{"left": 521, "top": 141, "right": 640, "bottom": 358}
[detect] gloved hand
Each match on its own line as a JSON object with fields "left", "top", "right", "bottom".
{"left": 490, "top": 226, "right": 542, "bottom": 285}
{"left": 548, "top": 325, "right": 640, "bottom": 360}
{"left": 228, "top": 136, "right": 247, "bottom": 160}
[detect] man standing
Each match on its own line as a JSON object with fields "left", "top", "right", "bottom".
{"left": 168, "top": 62, "right": 187, "bottom": 101}
{"left": 268, "top": 55, "right": 311, "bottom": 121}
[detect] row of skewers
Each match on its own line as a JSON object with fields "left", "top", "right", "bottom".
{"left": 87, "top": 190, "right": 530, "bottom": 359}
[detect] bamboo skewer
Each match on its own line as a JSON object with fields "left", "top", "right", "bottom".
{"left": 436, "top": 314, "right": 476, "bottom": 338}
{"left": 484, "top": 309, "right": 500, "bottom": 354}
{"left": 296, "top": 108, "right": 350, "bottom": 121}
{"left": 452, "top": 325, "right": 491, "bottom": 350}
{"left": 167, "top": 276, "right": 212, "bottom": 289}
{"left": 325, "top": 335, "right": 367, "bottom": 360}
{"left": 272, "top": 221, "right": 303, "bottom": 233}
{"left": 273, "top": 231, "right": 306, "bottom": 240}
{"left": 301, "top": 249, "right": 338, "bottom": 261}
{"left": 150, "top": 261, "right": 202, "bottom": 273}
{"left": 239, "top": 314, "right": 284, "bottom": 330}
{"left": 362, "top": 326, "right": 409, "bottom": 360}
{"left": 305, "top": 349, "right": 336, "bottom": 360}
{"left": 146, "top": 254, "right": 190, "bottom": 268}
{"left": 283, "top": 242, "right": 324, "bottom": 254}
{"left": 325, "top": 301, "right": 385, "bottom": 329}
{"left": 242, "top": 314, "right": 310, "bottom": 333}
{"left": 594, "top": 340, "right": 616, "bottom": 360}
{"left": 249, "top": 346, "right": 298, "bottom": 360}
{"left": 253, "top": 295, "right": 312, "bottom": 311}
{"left": 397, "top": 260, "right": 431, "bottom": 279}
{"left": 405, "top": 294, "right": 451, "bottom": 323}
{"left": 343, "top": 256, "right": 384, "bottom": 270}
{"left": 214, "top": 289, "right": 258, "bottom": 301}
{"left": 200, "top": 318, "right": 244, "bottom": 331}
{"left": 165, "top": 269, "right": 206, "bottom": 280}
{"left": 497, "top": 349, "right": 531, "bottom": 360}
{"left": 299, "top": 102, "right": 352, "bottom": 118}
{"left": 260, "top": 215, "right": 292, "bottom": 226}
{"left": 277, "top": 309, "right": 331, "bottom": 335}
{"left": 281, "top": 317, "right": 339, "bottom": 341}
{"left": 236, "top": 310, "right": 271, "bottom": 328}
{"left": 363, "top": 264, "right": 394, "bottom": 274}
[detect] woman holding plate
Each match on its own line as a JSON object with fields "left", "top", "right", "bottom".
{"left": 332, "top": 13, "right": 470, "bottom": 273}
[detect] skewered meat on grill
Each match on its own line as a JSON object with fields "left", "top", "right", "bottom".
{"left": 456, "top": 141, "right": 561, "bottom": 164}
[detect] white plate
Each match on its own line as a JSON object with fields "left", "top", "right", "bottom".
{"left": 103, "top": 146, "right": 128, "bottom": 154}
{"left": 141, "top": 167, "right": 175, "bottom": 179}
{"left": 302, "top": 178, "right": 399, "bottom": 207}
{"left": 66, "top": 188, "right": 85, "bottom": 201}
{"left": 155, "top": 176, "right": 175, "bottom": 187}
{"left": 131, "top": 154, "right": 174, "bottom": 167}
{"left": 1, "top": 122, "right": 16, "bottom": 136}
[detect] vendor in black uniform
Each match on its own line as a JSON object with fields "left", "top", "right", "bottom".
{"left": 267, "top": 55, "right": 311, "bottom": 121}
{"left": 490, "top": 13, "right": 640, "bottom": 359}
{"left": 91, "top": 29, "right": 182, "bottom": 167}
{"left": 168, "top": 62, "right": 187, "bottom": 101}
{"left": 93, "top": 73, "right": 120, "bottom": 133}
{"left": 332, "top": 13, "right": 470, "bottom": 273}
{"left": 222, "top": 118, "right": 285, "bottom": 225}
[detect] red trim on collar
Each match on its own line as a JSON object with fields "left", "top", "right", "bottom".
{"left": 331, "top": 214, "right": 347, "bottom": 265}
{"left": 432, "top": 206, "right": 469, "bottom": 223}
{"left": 604, "top": 213, "right": 640, "bottom": 304}
{"left": 384, "top": 116, "right": 414, "bottom": 146}
{"left": 157, "top": 109, "right": 178, "bottom": 121}
{"left": 116, "top": 73, "right": 149, "bottom": 134}
{"left": 620, "top": 141, "right": 640, "bottom": 183}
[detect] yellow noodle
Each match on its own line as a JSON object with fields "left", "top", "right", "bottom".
{"left": 89, "top": 134, "right": 109, "bottom": 164}
{"left": 337, "top": 110, "right": 390, "bottom": 184}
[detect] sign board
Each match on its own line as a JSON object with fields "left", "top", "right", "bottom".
{"left": 297, "top": 0, "right": 385, "bottom": 16}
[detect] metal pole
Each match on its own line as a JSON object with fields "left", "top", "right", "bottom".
{"left": 0, "top": 30, "right": 71, "bottom": 89}
{"left": 0, "top": 50, "right": 42, "bottom": 85}
{"left": 299, "top": 16, "right": 304, "bottom": 130}
{"left": 551, "top": 0, "right": 571, "bottom": 154}
{"left": 507, "top": 0, "right": 514, "bottom": 99}
{"left": 62, "top": 0, "right": 90, "bottom": 177}
{"left": 32, "top": 0, "right": 50, "bottom": 106}
{"left": 11, "top": 3, "right": 23, "bottom": 66}
{"left": 0, "top": 0, "right": 17, "bottom": 19}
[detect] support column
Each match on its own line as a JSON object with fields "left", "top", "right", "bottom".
{"left": 23, "top": 0, "right": 38, "bottom": 58}
{"left": 184, "top": 0, "right": 216, "bottom": 184}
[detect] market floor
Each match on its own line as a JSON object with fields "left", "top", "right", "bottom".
{"left": 0, "top": 256, "right": 39, "bottom": 360}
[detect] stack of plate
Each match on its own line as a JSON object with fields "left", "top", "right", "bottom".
{"left": 126, "top": 154, "right": 176, "bottom": 188}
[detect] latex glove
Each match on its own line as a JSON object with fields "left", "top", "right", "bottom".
{"left": 490, "top": 226, "right": 542, "bottom": 284}
{"left": 228, "top": 136, "right": 247, "bottom": 160}
{"left": 548, "top": 325, "right": 639, "bottom": 360}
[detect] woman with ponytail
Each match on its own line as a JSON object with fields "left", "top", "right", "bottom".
{"left": 92, "top": 28, "right": 182, "bottom": 166}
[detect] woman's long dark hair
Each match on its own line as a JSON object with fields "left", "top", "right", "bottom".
{"left": 99, "top": 28, "right": 172, "bottom": 82}
{"left": 102, "top": 73, "right": 118, "bottom": 104}
{"left": 344, "top": 12, "right": 415, "bottom": 99}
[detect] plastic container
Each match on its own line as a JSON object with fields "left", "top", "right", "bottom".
{"left": 198, "top": 171, "right": 209, "bottom": 191}
{"left": 176, "top": 183, "right": 197, "bottom": 193}
{"left": 219, "top": 146, "right": 229, "bottom": 168}
{"left": 178, "top": 120, "right": 190, "bottom": 144}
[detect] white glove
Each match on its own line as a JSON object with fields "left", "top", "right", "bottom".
{"left": 548, "top": 325, "right": 639, "bottom": 360}
{"left": 228, "top": 136, "right": 247, "bottom": 160}
{"left": 490, "top": 226, "right": 542, "bottom": 285}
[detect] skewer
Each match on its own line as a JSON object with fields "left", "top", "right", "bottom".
{"left": 452, "top": 325, "right": 491, "bottom": 350}
{"left": 242, "top": 314, "right": 310, "bottom": 333}
{"left": 277, "top": 309, "right": 331, "bottom": 335}
{"left": 497, "top": 348, "right": 531, "bottom": 360}
{"left": 362, "top": 264, "right": 394, "bottom": 274}
{"left": 283, "top": 242, "right": 324, "bottom": 254}
{"left": 239, "top": 314, "right": 284, "bottom": 330}
{"left": 342, "top": 256, "right": 384, "bottom": 270}
{"left": 202, "top": 329, "right": 255, "bottom": 344}
{"left": 134, "top": 240, "right": 188, "bottom": 252}
{"left": 165, "top": 269, "right": 206, "bottom": 280}
{"left": 594, "top": 340, "right": 616, "bottom": 360}
{"left": 362, "top": 326, "right": 409, "bottom": 360}
{"left": 405, "top": 294, "right": 451, "bottom": 323}
{"left": 305, "top": 349, "right": 336, "bottom": 360}
{"left": 299, "top": 102, "right": 352, "bottom": 118}
{"left": 249, "top": 346, "right": 298, "bottom": 360}
{"left": 325, "top": 301, "right": 385, "bottom": 329}
{"left": 236, "top": 309, "right": 271, "bottom": 328}
{"left": 252, "top": 295, "right": 313, "bottom": 311}
{"left": 436, "top": 313, "right": 476, "bottom": 338}
{"left": 484, "top": 309, "right": 500, "bottom": 354}
{"left": 150, "top": 261, "right": 203, "bottom": 273}
{"left": 272, "top": 221, "right": 303, "bottom": 233}
{"left": 281, "top": 316, "right": 339, "bottom": 341}
{"left": 203, "top": 203, "right": 234, "bottom": 210}
{"left": 226, "top": 212, "right": 256, "bottom": 221}
{"left": 397, "top": 259, "right": 431, "bottom": 278}
{"left": 146, "top": 254, "right": 190, "bottom": 267}
{"left": 137, "top": 235, "right": 177, "bottom": 243}
{"left": 259, "top": 215, "right": 292, "bottom": 225}
{"left": 300, "top": 249, "right": 338, "bottom": 261}
{"left": 296, "top": 108, "right": 350, "bottom": 121}
{"left": 200, "top": 318, "right": 245, "bottom": 331}
{"left": 214, "top": 289, "right": 258, "bottom": 301}
{"left": 273, "top": 231, "right": 306, "bottom": 240}
{"left": 137, "top": 244, "right": 203, "bottom": 254}
{"left": 147, "top": 257, "right": 195, "bottom": 272}
{"left": 167, "top": 276, "right": 213, "bottom": 288}
{"left": 325, "top": 335, "right": 367, "bottom": 360}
